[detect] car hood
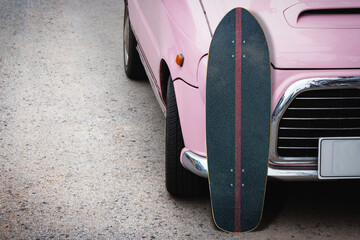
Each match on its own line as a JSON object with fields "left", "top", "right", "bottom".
{"left": 201, "top": 0, "right": 360, "bottom": 69}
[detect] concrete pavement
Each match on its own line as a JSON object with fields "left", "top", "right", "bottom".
{"left": 1, "top": 1, "right": 360, "bottom": 239}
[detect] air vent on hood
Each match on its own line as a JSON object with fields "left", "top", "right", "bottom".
{"left": 284, "top": 2, "right": 360, "bottom": 29}
{"left": 297, "top": 8, "right": 360, "bottom": 29}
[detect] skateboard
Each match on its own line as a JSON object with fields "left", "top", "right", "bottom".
{"left": 206, "top": 7, "right": 271, "bottom": 233}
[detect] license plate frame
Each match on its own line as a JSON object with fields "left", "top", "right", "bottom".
{"left": 318, "top": 137, "right": 360, "bottom": 179}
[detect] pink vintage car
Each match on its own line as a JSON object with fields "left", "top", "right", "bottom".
{"left": 123, "top": 0, "right": 360, "bottom": 197}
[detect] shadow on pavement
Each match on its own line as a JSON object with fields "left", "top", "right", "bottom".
{"left": 258, "top": 179, "right": 360, "bottom": 231}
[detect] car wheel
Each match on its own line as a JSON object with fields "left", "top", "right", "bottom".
{"left": 123, "top": 4, "right": 145, "bottom": 79}
{"left": 165, "top": 77, "right": 208, "bottom": 197}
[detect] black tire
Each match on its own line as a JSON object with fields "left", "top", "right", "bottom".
{"left": 165, "top": 77, "right": 208, "bottom": 197}
{"left": 123, "top": 4, "right": 145, "bottom": 79}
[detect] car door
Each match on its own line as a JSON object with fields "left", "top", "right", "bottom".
{"left": 128, "top": 0, "right": 164, "bottom": 90}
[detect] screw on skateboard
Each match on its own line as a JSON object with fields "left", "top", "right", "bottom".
{"left": 206, "top": 7, "right": 271, "bottom": 233}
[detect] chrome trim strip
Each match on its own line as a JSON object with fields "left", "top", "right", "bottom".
{"left": 136, "top": 45, "right": 166, "bottom": 116}
{"left": 282, "top": 117, "right": 360, "bottom": 120}
{"left": 279, "top": 127, "right": 360, "bottom": 130}
{"left": 268, "top": 168, "right": 318, "bottom": 181}
{"left": 199, "top": 0, "right": 213, "bottom": 36}
{"left": 278, "top": 146, "right": 318, "bottom": 150}
{"left": 279, "top": 137, "right": 319, "bottom": 139}
{"left": 130, "top": 22, "right": 166, "bottom": 115}
{"left": 296, "top": 96, "right": 360, "bottom": 100}
{"left": 270, "top": 76, "right": 360, "bottom": 165}
{"left": 288, "top": 107, "right": 360, "bottom": 110}
{"left": 181, "top": 150, "right": 318, "bottom": 180}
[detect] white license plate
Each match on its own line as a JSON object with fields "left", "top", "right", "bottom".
{"left": 318, "top": 137, "right": 360, "bottom": 179}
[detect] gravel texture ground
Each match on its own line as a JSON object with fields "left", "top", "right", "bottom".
{"left": 1, "top": 0, "right": 360, "bottom": 239}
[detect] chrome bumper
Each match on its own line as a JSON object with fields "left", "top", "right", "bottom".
{"left": 183, "top": 76, "right": 360, "bottom": 180}
{"left": 181, "top": 150, "right": 318, "bottom": 181}
{"left": 181, "top": 151, "right": 208, "bottom": 178}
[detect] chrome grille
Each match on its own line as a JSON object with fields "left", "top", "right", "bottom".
{"left": 277, "top": 88, "right": 360, "bottom": 160}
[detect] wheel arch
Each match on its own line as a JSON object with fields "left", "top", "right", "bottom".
{"left": 160, "top": 59, "right": 171, "bottom": 106}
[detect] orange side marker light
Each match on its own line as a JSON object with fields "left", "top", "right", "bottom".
{"left": 176, "top": 54, "right": 184, "bottom": 67}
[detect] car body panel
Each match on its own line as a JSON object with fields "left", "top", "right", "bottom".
{"left": 174, "top": 79, "right": 206, "bottom": 156}
{"left": 127, "top": 0, "right": 360, "bottom": 179}
{"left": 128, "top": 0, "right": 211, "bottom": 155}
{"left": 129, "top": 0, "right": 210, "bottom": 89}
{"left": 201, "top": 0, "right": 360, "bottom": 69}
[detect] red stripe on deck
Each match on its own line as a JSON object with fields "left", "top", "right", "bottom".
{"left": 234, "top": 8, "right": 242, "bottom": 233}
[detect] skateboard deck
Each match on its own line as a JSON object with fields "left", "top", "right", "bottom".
{"left": 206, "top": 8, "right": 271, "bottom": 233}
